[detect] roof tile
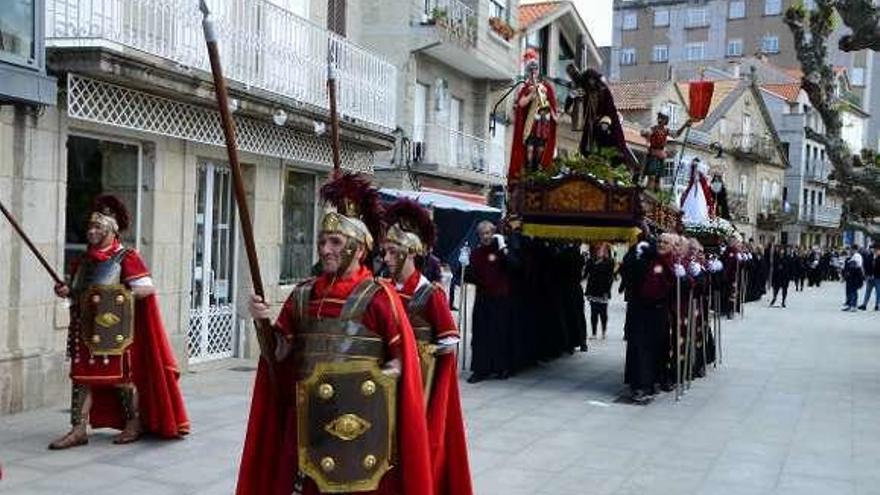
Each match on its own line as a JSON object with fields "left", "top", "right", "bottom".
{"left": 608, "top": 80, "right": 668, "bottom": 111}
{"left": 518, "top": 1, "right": 562, "bottom": 30}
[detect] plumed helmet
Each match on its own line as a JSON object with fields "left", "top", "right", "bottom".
{"left": 319, "top": 173, "right": 384, "bottom": 250}
{"left": 384, "top": 198, "right": 436, "bottom": 256}
{"left": 90, "top": 194, "right": 130, "bottom": 233}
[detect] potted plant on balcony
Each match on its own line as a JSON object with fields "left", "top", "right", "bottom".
{"left": 488, "top": 16, "right": 515, "bottom": 41}
{"left": 430, "top": 7, "right": 448, "bottom": 26}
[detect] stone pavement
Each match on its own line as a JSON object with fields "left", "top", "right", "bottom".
{"left": 1, "top": 283, "right": 879, "bottom": 495}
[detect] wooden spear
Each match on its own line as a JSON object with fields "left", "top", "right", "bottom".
{"left": 198, "top": 0, "right": 276, "bottom": 372}
{"left": 327, "top": 56, "right": 343, "bottom": 175}
{"left": 0, "top": 199, "right": 64, "bottom": 285}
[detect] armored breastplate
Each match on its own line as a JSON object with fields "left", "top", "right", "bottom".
{"left": 71, "top": 248, "right": 135, "bottom": 356}
{"left": 290, "top": 278, "right": 386, "bottom": 381}
{"left": 406, "top": 282, "right": 436, "bottom": 344}
{"left": 292, "top": 278, "right": 398, "bottom": 493}
{"left": 71, "top": 249, "right": 129, "bottom": 296}
{"left": 405, "top": 282, "right": 439, "bottom": 405}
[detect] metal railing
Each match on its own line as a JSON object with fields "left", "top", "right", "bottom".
{"left": 804, "top": 161, "right": 830, "bottom": 182}
{"left": 45, "top": 0, "right": 397, "bottom": 130}
{"left": 414, "top": 123, "right": 505, "bottom": 177}
{"left": 727, "top": 192, "right": 751, "bottom": 222}
{"left": 424, "top": 0, "right": 478, "bottom": 47}
{"left": 731, "top": 133, "right": 776, "bottom": 161}
{"left": 802, "top": 205, "right": 842, "bottom": 228}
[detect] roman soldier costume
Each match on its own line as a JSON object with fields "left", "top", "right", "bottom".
{"left": 384, "top": 199, "right": 473, "bottom": 495}
{"left": 236, "top": 174, "right": 433, "bottom": 495}
{"left": 508, "top": 48, "right": 558, "bottom": 185}
{"left": 51, "top": 195, "right": 189, "bottom": 449}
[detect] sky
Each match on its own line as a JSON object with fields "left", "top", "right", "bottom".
{"left": 573, "top": 0, "right": 613, "bottom": 47}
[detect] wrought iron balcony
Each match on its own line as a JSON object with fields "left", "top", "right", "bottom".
{"left": 804, "top": 161, "right": 831, "bottom": 183}
{"left": 45, "top": 0, "right": 397, "bottom": 130}
{"left": 424, "top": 0, "right": 478, "bottom": 47}
{"left": 412, "top": 123, "right": 505, "bottom": 178}
{"left": 801, "top": 204, "right": 842, "bottom": 228}
{"left": 727, "top": 192, "right": 751, "bottom": 223}
{"left": 730, "top": 133, "right": 777, "bottom": 162}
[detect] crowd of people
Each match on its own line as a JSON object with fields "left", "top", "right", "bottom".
{"left": 462, "top": 221, "right": 590, "bottom": 383}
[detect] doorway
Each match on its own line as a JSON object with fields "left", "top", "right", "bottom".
{"left": 187, "top": 160, "right": 238, "bottom": 363}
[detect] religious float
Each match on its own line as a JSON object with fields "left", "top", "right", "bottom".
{"left": 502, "top": 54, "right": 717, "bottom": 243}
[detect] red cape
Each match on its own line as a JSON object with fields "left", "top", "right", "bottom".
{"left": 508, "top": 80, "right": 558, "bottom": 186}
{"left": 399, "top": 273, "right": 473, "bottom": 495}
{"left": 236, "top": 269, "right": 434, "bottom": 495}
{"left": 74, "top": 246, "right": 189, "bottom": 437}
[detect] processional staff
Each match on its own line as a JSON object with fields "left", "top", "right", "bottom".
{"left": 0, "top": 199, "right": 64, "bottom": 286}
{"left": 199, "top": 0, "right": 276, "bottom": 372}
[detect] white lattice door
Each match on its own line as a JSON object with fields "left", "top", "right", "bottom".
{"left": 188, "top": 162, "right": 237, "bottom": 363}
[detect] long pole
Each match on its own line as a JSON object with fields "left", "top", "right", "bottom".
{"left": 327, "top": 58, "right": 342, "bottom": 175}
{"left": 675, "top": 276, "right": 682, "bottom": 401}
{"left": 458, "top": 267, "right": 469, "bottom": 371}
{"left": 701, "top": 289, "right": 708, "bottom": 374}
{"left": 199, "top": 1, "right": 275, "bottom": 370}
{"left": 0, "top": 199, "right": 64, "bottom": 285}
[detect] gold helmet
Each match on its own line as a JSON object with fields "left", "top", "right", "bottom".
{"left": 384, "top": 198, "right": 435, "bottom": 256}
{"left": 319, "top": 173, "right": 384, "bottom": 252}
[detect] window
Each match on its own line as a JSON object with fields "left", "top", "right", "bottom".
{"left": 623, "top": 12, "right": 638, "bottom": 30}
{"left": 761, "top": 179, "right": 770, "bottom": 212}
{"left": 686, "top": 42, "right": 706, "bottom": 61}
{"left": 762, "top": 35, "right": 780, "bottom": 54}
{"left": 619, "top": 48, "right": 637, "bottom": 65}
{"left": 327, "top": 0, "right": 347, "bottom": 36}
{"left": 727, "top": 38, "right": 743, "bottom": 57}
{"left": 652, "top": 44, "right": 669, "bottom": 63}
{"left": 728, "top": 0, "right": 746, "bottom": 19}
{"left": 280, "top": 171, "right": 316, "bottom": 283}
{"left": 412, "top": 82, "right": 428, "bottom": 161}
{"left": 490, "top": 0, "right": 507, "bottom": 20}
{"left": 664, "top": 101, "right": 682, "bottom": 128}
{"left": 0, "top": 0, "right": 36, "bottom": 65}
{"left": 739, "top": 174, "right": 749, "bottom": 195}
{"left": 851, "top": 67, "right": 866, "bottom": 87}
{"left": 764, "top": 0, "right": 782, "bottom": 16}
{"left": 654, "top": 9, "right": 669, "bottom": 27}
{"left": 686, "top": 7, "right": 708, "bottom": 27}
{"left": 64, "top": 136, "right": 146, "bottom": 268}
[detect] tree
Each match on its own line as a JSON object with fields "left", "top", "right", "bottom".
{"left": 785, "top": 0, "right": 880, "bottom": 236}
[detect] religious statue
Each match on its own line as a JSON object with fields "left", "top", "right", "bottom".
{"left": 640, "top": 112, "right": 692, "bottom": 191}
{"left": 564, "top": 64, "right": 638, "bottom": 173}
{"left": 508, "top": 48, "right": 558, "bottom": 184}
{"left": 680, "top": 157, "right": 716, "bottom": 225}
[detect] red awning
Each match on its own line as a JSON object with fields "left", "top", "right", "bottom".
{"left": 421, "top": 186, "right": 488, "bottom": 205}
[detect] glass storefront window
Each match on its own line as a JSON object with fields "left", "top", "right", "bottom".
{"left": 0, "top": 0, "right": 36, "bottom": 64}
{"left": 280, "top": 170, "right": 316, "bottom": 284}
{"left": 64, "top": 136, "right": 142, "bottom": 272}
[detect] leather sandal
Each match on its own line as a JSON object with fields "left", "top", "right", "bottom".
{"left": 113, "top": 420, "right": 142, "bottom": 445}
{"left": 48, "top": 429, "right": 88, "bottom": 450}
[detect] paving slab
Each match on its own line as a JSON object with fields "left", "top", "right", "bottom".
{"left": 1, "top": 283, "right": 878, "bottom": 494}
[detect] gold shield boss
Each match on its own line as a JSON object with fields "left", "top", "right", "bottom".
{"left": 297, "top": 360, "right": 397, "bottom": 493}
{"left": 79, "top": 284, "right": 135, "bottom": 355}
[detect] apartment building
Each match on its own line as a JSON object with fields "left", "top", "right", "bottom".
{"left": 761, "top": 83, "right": 843, "bottom": 248}
{"left": 361, "top": 0, "right": 520, "bottom": 203}
{"left": 611, "top": 0, "right": 880, "bottom": 150}
{"left": 1, "top": 0, "right": 397, "bottom": 413}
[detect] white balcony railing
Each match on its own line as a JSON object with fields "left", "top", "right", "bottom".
{"left": 414, "top": 124, "right": 505, "bottom": 177}
{"left": 46, "top": 0, "right": 397, "bottom": 130}
{"left": 424, "top": 0, "right": 477, "bottom": 47}
{"left": 803, "top": 205, "right": 842, "bottom": 228}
